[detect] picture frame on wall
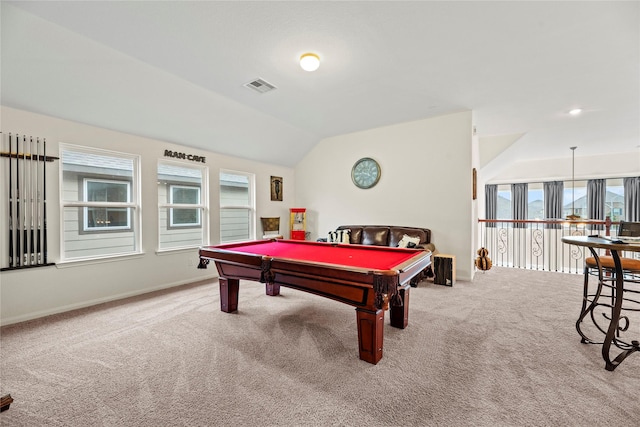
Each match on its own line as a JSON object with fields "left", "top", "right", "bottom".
{"left": 271, "top": 176, "right": 283, "bottom": 201}
{"left": 472, "top": 168, "right": 477, "bottom": 200}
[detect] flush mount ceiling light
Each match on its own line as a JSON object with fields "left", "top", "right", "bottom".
{"left": 569, "top": 108, "right": 582, "bottom": 116}
{"left": 300, "top": 53, "right": 320, "bottom": 72}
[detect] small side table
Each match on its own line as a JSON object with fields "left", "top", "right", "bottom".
{"left": 433, "top": 254, "right": 456, "bottom": 286}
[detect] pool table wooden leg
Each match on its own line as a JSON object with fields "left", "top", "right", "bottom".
{"left": 219, "top": 278, "right": 239, "bottom": 313}
{"left": 390, "top": 284, "right": 410, "bottom": 329}
{"left": 356, "top": 308, "right": 384, "bottom": 364}
{"left": 265, "top": 282, "right": 281, "bottom": 296}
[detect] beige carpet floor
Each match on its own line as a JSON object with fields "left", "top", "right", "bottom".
{"left": 1, "top": 266, "right": 639, "bottom": 426}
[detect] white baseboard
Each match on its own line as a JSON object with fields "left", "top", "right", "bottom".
{"left": 0, "top": 274, "right": 218, "bottom": 326}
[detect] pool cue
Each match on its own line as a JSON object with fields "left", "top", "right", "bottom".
{"left": 15, "top": 135, "right": 21, "bottom": 266}
{"left": 8, "top": 133, "right": 14, "bottom": 267}
{"left": 22, "top": 136, "right": 28, "bottom": 265}
{"left": 43, "top": 138, "right": 48, "bottom": 264}
{"left": 29, "top": 136, "right": 36, "bottom": 265}
{"left": 35, "top": 137, "right": 41, "bottom": 264}
{"left": 24, "top": 137, "right": 33, "bottom": 265}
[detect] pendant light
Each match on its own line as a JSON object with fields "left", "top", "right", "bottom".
{"left": 566, "top": 146, "right": 581, "bottom": 220}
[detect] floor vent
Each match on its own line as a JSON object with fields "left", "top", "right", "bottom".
{"left": 243, "top": 78, "right": 277, "bottom": 94}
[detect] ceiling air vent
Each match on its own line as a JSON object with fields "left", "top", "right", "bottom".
{"left": 244, "top": 78, "right": 277, "bottom": 94}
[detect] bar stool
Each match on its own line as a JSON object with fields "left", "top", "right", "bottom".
{"left": 583, "top": 221, "right": 640, "bottom": 298}
{"left": 581, "top": 254, "right": 640, "bottom": 342}
{"left": 584, "top": 255, "right": 640, "bottom": 290}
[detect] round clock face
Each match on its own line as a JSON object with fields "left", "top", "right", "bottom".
{"left": 351, "top": 157, "right": 381, "bottom": 189}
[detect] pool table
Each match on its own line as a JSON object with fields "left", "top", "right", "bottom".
{"left": 198, "top": 239, "right": 432, "bottom": 364}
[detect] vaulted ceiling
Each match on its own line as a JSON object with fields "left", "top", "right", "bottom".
{"left": 2, "top": 1, "right": 638, "bottom": 168}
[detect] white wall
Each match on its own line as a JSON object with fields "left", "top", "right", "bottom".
{"left": 295, "top": 111, "right": 476, "bottom": 281}
{"left": 0, "top": 106, "right": 294, "bottom": 325}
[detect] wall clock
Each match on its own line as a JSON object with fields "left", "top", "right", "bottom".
{"left": 351, "top": 157, "right": 381, "bottom": 189}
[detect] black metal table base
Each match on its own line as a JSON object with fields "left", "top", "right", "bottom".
{"left": 576, "top": 249, "right": 639, "bottom": 371}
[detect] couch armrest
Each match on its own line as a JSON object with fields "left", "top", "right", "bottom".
{"left": 416, "top": 242, "right": 436, "bottom": 255}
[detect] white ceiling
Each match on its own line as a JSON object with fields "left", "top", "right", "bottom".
{"left": 2, "top": 1, "right": 638, "bottom": 168}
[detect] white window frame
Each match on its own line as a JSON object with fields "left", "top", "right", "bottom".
{"left": 219, "top": 169, "right": 255, "bottom": 243}
{"left": 168, "top": 185, "right": 201, "bottom": 228}
{"left": 60, "top": 144, "right": 141, "bottom": 262}
{"left": 83, "top": 178, "right": 132, "bottom": 231}
{"left": 157, "top": 160, "right": 209, "bottom": 252}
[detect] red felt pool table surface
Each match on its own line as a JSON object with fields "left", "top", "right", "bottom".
{"left": 218, "top": 239, "right": 419, "bottom": 270}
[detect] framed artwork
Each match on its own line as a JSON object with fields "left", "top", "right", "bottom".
{"left": 472, "top": 168, "right": 477, "bottom": 200}
{"left": 270, "top": 176, "right": 283, "bottom": 201}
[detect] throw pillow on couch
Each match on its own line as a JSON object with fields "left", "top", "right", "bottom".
{"left": 397, "top": 234, "right": 421, "bottom": 248}
{"left": 328, "top": 229, "right": 351, "bottom": 244}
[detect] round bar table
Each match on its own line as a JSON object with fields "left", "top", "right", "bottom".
{"left": 562, "top": 236, "right": 640, "bottom": 371}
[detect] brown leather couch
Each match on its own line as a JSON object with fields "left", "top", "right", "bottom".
{"left": 321, "top": 225, "right": 435, "bottom": 285}
{"left": 334, "top": 225, "right": 431, "bottom": 248}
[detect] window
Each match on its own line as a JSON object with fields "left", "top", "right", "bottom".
{"left": 84, "top": 179, "right": 131, "bottom": 231}
{"left": 496, "top": 184, "right": 511, "bottom": 219}
{"left": 563, "top": 179, "right": 587, "bottom": 219}
{"left": 488, "top": 178, "right": 628, "bottom": 223}
{"left": 158, "top": 162, "right": 207, "bottom": 250}
{"left": 498, "top": 183, "right": 543, "bottom": 227}
{"left": 61, "top": 145, "right": 140, "bottom": 261}
{"left": 605, "top": 178, "right": 624, "bottom": 222}
{"left": 528, "top": 183, "right": 544, "bottom": 220}
{"left": 169, "top": 185, "right": 201, "bottom": 227}
{"left": 220, "top": 171, "right": 255, "bottom": 243}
